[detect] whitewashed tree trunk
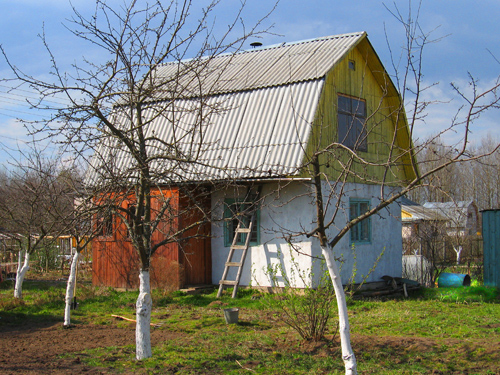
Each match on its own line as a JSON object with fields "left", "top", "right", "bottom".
{"left": 64, "top": 251, "right": 79, "bottom": 327}
{"left": 14, "top": 250, "right": 30, "bottom": 299}
{"left": 453, "top": 246, "right": 463, "bottom": 265}
{"left": 136, "top": 270, "right": 152, "bottom": 360}
{"left": 321, "top": 245, "right": 357, "bottom": 375}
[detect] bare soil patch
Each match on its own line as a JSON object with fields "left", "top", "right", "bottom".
{"left": 2, "top": 319, "right": 499, "bottom": 374}
{"left": 0, "top": 319, "right": 179, "bottom": 374}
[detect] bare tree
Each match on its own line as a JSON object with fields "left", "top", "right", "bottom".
{"left": 0, "top": 146, "right": 73, "bottom": 299}
{"left": 464, "top": 136, "right": 500, "bottom": 210}
{"left": 272, "top": 5, "right": 500, "bottom": 375}
{"left": 45, "top": 163, "right": 98, "bottom": 328}
{"left": 408, "top": 137, "right": 460, "bottom": 203}
{"left": 3, "top": 1, "right": 499, "bottom": 373}
{"left": 1, "top": 0, "right": 277, "bottom": 360}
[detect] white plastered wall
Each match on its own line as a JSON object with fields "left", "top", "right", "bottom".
{"left": 316, "top": 181, "right": 403, "bottom": 284}
{"left": 211, "top": 181, "right": 316, "bottom": 288}
{"left": 211, "top": 180, "right": 403, "bottom": 288}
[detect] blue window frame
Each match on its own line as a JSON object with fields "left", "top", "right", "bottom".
{"left": 223, "top": 199, "right": 260, "bottom": 247}
{"left": 350, "top": 199, "right": 371, "bottom": 244}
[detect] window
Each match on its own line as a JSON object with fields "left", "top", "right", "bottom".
{"left": 350, "top": 199, "right": 371, "bottom": 244}
{"left": 338, "top": 95, "right": 367, "bottom": 152}
{"left": 223, "top": 199, "right": 260, "bottom": 247}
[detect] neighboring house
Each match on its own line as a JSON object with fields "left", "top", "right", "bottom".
{"left": 401, "top": 199, "right": 481, "bottom": 276}
{"left": 401, "top": 197, "right": 448, "bottom": 285}
{"left": 90, "top": 32, "right": 416, "bottom": 290}
{"left": 401, "top": 197, "right": 448, "bottom": 246}
{"left": 422, "top": 201, "right": 481, "bottom": 237}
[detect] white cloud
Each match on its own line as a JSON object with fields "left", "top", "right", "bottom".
{"left": 0, "top": 118, "right": 30, "bottom": 140}
{"left": 406, "top": 76, "right": 500, "bottom": 147}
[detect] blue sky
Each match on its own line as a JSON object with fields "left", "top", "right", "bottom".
{"left": 0, "top": 0, "right": 499, "bottom": 165}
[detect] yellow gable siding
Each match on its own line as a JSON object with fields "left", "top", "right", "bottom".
{"left": 401, "top": 209, "right": 412, "bottom": 219}
{"left": 304, "top": 40, "right": 415, "bottom": 185}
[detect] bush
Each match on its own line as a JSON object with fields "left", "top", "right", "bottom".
{"left": 259, "top": 250, "right": 337, "bottom": 342}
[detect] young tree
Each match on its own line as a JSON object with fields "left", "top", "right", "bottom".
{"left": 0, "top": 148, "right": 74, "bottom": 299}
{"left": 48, "top": 164, "right": 96, "bottom": 328}
{"left": 3, "top": 2, "right": 499, "bottom": 373}
{"left": 1, "top": 0, "right": 277, "bottom": 359}
{"left": 280, "top": 7, "right": 500, "bottom": 375}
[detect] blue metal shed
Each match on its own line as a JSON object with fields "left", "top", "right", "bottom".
{"left": 481, "top": 209, "right": 500, "bottom": 288}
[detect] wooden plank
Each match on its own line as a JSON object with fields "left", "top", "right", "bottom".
{"left": 235, "top": 228, "right": 251, "bottom": 234}
{"left": 219, "top": 280, "right": 238, "bottom": 286}
{"left": 231, "top": 245, "right": 247, "bottom": 250}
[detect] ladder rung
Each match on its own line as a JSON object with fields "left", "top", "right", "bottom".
{"left": 219, "top": 280, "right": 238, "bottom": 286}
{"left": 231, "top": 245, "right": 247, "bottom": 250}
{"left": 225, "top": 262, "right": 242, "bottom": 267}
{"left": 236, "top": 228, "right": 251, "bottom": 233}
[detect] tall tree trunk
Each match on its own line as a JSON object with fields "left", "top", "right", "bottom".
{"left": 14, "top": 250, "right": 30, "bottom": 299}
{"left": 311, "top": 155, "right": 357, "bottom": 374}
{"left": 64, "top": 251, "right": 79, "bottom": 327}
{"left": 321, "top": 245, "right": 357, "bottom": 375}
{"left": 136, "top": 269, "right": 152, "bottom": 360}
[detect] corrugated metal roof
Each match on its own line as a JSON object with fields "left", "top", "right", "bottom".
{"left": 88, "top": 33, "right": 365, "bottom": 183}
{"left": 152, "top": 32, "right": 365, "bottom": 98}
{"left": 402, "top": 205, "right": 448, "bottom": 222}
{"left": 422, "top": 201, "right": 475, "bottom": 228}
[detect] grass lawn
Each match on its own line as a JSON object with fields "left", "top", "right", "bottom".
{"left": 1, "top": 278, "right": 499, "bottom": 374}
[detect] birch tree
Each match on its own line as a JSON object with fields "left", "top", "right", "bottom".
{"left": 1, "top": 0, "right": 276, "bottom": 360}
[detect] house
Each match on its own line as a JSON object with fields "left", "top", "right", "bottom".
{"left": 401, "top": 199, "right": 480, "bottom": 250}
{"left": 401, "top": 199, "right": 481, "bottom": 284}
{"left": 90, "top": 32, "right": 416, "bottom": 290}
{"left": 421, "top": 201, "right": 481, "bottom": 237}
{"left": 401, "top": 197, "right": 448, "bottom": 248}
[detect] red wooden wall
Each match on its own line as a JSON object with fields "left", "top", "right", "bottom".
{"left": 92, "top": 187, "right": 211, "bottom": 289}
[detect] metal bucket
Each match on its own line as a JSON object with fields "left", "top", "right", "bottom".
{"left": 223, "top": 308, "right": 239, "bottom": 324}
{"left": 438, "top": 273, "right": 471, "bottom": 288}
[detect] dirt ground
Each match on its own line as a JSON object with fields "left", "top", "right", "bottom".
{"left": 1, "top": 318, "right": 499, "bottom": 374}
{"left": 0, "top": 319, "right": 174, "bottom": 374}
{"left": 1, "top": 283, "right": 499, "bottom": 375}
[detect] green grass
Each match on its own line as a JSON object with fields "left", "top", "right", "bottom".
{"left": 1, "top": 280, "right": 499, "bottom": 374}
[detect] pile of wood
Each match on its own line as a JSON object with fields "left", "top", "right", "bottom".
{"left": 350, "top": 276, "right": 421, "bottom": 299}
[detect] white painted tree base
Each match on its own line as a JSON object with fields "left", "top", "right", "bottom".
{"left": 64, "top": 252, "right": 79, "bottom": 327}
{"left": 136, "top": 270, "right": 152, "bottom": 360}
{"left": 14, "top": 251, "right": 30, "bottom": 299}
{"left": 321, "top": 245, "right": 357, "bottom": 375}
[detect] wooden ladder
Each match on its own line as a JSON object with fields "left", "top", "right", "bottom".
{"left": 217, "top": 188, "right": 260, "bottom": 298}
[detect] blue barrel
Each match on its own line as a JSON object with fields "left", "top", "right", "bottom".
{"left": 438, "top": 273, "right": 471, "bottom": 288}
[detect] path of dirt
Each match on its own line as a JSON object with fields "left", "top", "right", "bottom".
{"left": 0, "top": 319, "right": 177, "bottom": 374}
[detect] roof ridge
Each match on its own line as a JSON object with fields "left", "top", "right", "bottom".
{"left": 157, "top": 32, "right": 367, "bottom": 68}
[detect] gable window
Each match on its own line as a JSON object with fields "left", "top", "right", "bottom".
{"left": 223, "top": 199, "right": 260, "bottom": 247}
{"left": 350, "top": 199, "right": 371, "bottom": 244}
{"left": 338, "top": 95, "right": 367, "bottom": 152}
